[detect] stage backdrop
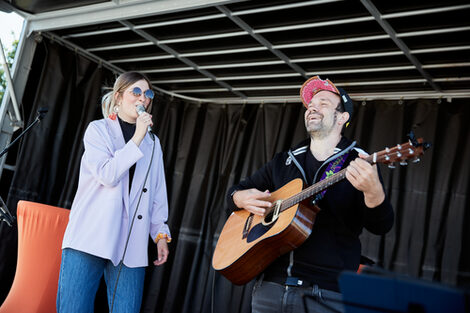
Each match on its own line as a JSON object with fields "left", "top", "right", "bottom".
{"left": 0, "top": 37, "right": 468, "bottom": 313}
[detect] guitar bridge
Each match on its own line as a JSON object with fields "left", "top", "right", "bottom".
{"left": 262, "top": 200, "right": 282, "bottom": 226}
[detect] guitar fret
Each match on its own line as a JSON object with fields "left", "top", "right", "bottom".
{"left": 281, "top": 169, "right": 347, "bottom": 211}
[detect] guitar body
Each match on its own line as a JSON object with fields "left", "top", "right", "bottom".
{"left": 212, "top": 178, "right": 320, "bottom": 285}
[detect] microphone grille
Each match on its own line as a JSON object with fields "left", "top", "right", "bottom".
{"left": 136, "top": 105, "right": 146, "bottom": 114}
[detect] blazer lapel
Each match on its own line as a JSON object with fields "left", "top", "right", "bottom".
{"left": 105, "top": 118, "right": 130, "bottom": 216}
{"left": 129, "top": 134, "right": 153, "bottom": 206}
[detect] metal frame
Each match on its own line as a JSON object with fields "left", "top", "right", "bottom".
{"left": 0, "top": 20, "right": 39, "bottom": 178}
{"left": 3, "top": 0, "right": 470, "bottom": 105}
{"left": 1, "top": 0, "right": 469, "bottom": 179}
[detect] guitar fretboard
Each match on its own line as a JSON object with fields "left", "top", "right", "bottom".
{"left": 280, "top": 168, "right": 348, "bottom": 211}
{"left": 277, "top": 139, "right": 424, "bottom": 213}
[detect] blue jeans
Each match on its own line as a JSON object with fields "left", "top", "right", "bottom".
{"left": 57, "top": 248, "right": 145, "bottom": 313}
{"left": 252, "top": 279, "right": 344, "bottom": 313}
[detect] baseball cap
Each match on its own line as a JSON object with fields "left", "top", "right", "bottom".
{"left": 300, "top": 76, "right": 354, "bottom": 126}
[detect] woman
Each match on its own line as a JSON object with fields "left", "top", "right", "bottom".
{"left": 57, "top": 72, "right": 171, "bottom": 313}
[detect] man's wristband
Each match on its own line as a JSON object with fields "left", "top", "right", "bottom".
{"left": 230, "top": 189, "right": 238, "bottom": 198}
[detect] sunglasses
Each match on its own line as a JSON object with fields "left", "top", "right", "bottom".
{"left": 129, "top": 87, "right": 155, "bottom": 100}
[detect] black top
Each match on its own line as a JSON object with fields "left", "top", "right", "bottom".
{"left": 118, "top": 116, "right": 136, "bottom": 191}
{"left": 227, "top": 137, "right": 394, "bottom": 291}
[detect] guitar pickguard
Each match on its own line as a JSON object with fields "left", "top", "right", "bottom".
{"left": 246, "top": 220, "right": 275, "bottom": 243}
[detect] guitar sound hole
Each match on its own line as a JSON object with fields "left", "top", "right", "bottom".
{"left": 264, "top": 211, "right": 274, "bottom": 224}
{"left": 262, "top": 200, "right": 282, "bottom": 226}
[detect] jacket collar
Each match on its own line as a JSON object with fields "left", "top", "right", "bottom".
{"left": 291, "top": 136, "right": 354, "bottom": 154}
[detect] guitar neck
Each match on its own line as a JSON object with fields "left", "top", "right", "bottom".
{"left": 280, "top": 137, "right": 425, "bottom": 211}
{"left": 281, "top": 154, "right": 378, "bottom": 210}
{"left": 282, "top": 168, "right": 348, "bottom": 209}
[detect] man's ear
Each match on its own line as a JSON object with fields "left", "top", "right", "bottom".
{"left": 338, "top": 112, "right": 350, "bottom": 125}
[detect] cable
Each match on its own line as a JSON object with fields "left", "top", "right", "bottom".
{"left": 211, "top": 269, "right": 216, "bottom": 313}
{"left": 109, "top": 135, "right": 156, "bottom": 313}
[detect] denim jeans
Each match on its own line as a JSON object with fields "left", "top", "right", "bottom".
{"left": 57, "top": 248, "right": 145, "bottom": 313}
{"left": 252, "top": 279, "right": 344, "bottom": 313}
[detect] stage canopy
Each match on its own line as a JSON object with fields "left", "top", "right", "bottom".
{"left": 2, "top": 0, "right": 469, "bottom": 104}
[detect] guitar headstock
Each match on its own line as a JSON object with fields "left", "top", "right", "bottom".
{"left": 367, "top": 136, "right": 430, "bottom": 168}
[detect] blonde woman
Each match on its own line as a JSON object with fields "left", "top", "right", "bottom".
{"left": 57, "top": 72, "right": 171, "bottom": 313}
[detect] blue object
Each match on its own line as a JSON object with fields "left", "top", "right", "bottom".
{"left": 339, "top": 269, "right": 467, "bottom": 313}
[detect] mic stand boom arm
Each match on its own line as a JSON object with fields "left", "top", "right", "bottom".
{"left": 0, "top": 108, "right": 48, "bottom": 226}
{"left": 0, "top": 109, "right": 47, "bottom": 158}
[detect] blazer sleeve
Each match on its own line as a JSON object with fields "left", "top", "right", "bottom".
{"left": 82, "top": 121, "right": 144, "bottom": 187}
{"left": 149, "top": 139, "right": 171, "bottom": 242}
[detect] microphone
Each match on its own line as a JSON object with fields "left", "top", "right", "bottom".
{"left": 136, "top": 105, "right": 154, "bottom": 140}
{"left": 136, "top": 105, "right": 152, "bottom": 133}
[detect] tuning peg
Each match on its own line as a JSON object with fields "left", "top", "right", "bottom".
{"left": 388, "top": 163, "right": 396, "bottom": 169}
{"left": 408, "top": 131, "right": 419, "bottom": 146}
{"left": 412, "top": 157, "right": 420, "bottom": 163}
{"left": 399, "top": 161, "right": 408, "bottom": 166}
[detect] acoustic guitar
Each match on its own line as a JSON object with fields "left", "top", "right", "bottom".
{"left": 212, "top": 137, "right": 429, "bottom": 285}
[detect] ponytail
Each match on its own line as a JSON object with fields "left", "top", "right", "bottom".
{"left": 101, "top": 91, "right": 115, "bottom": 118}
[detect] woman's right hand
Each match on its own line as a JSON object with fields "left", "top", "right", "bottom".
{"left": 132, "top": 112, "right": 153, "bottom": 146}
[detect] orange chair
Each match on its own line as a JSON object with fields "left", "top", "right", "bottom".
{"left": 0, "top": 200, "right": 69, "bottom": 313}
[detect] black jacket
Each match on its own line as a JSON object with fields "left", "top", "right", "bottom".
{"left": 227, "top": 137, "right": 394, "bottom": 291}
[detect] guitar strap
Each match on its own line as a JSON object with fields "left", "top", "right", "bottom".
{"left": 313, "top": 141, "right": 356, "bottom": 203}
{"left": 314, "top": 152, "right": 349, "bottom": 202}
{"left": 287, "top": 150, "right": 308, "bottom": 184}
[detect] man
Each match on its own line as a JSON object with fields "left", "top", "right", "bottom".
{"left": 226, "top": 76, "right": 394, "bottom": 313}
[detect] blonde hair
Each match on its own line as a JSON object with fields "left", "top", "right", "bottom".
{"left": 101, "top": 71, "right": 153, "bottom": 118}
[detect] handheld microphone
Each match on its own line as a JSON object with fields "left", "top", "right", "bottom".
{"left": 136, "top": 105, "right": 152, "bottom": 133}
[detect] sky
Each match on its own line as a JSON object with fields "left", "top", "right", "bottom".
{"left": 0, "top": 11, "right": 24, "bottom": 52}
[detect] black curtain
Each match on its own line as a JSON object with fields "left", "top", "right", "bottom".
{"left": 0, "top": 37, "right": 469, "bottom": 312}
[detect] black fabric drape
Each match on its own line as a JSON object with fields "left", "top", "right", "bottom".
{"left": 0, "top": 37, "right": 469, "bottom": 312}
{"left": 349, "top": 100, "right": 470, "bottom": 286}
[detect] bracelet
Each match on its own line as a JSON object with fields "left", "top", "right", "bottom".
{"left": 155, "top": 233, "right": 172, "bottom": 243}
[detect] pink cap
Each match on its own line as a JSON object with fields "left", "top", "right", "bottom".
{"left": 300, "top": 76, "right": 340, "bottom": 108}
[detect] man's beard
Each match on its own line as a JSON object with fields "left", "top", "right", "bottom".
{"left": 305, "top": 112, "right": 337, "bottom": 139}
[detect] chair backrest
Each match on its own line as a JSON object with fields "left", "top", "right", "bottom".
{"left": 0, "top": 200, "right": 69, "bottom": 313}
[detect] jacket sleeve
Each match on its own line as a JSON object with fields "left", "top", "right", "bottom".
{"left": 226, "top": 156, "right": 279, "bottom": 211}
{"left": 149, "top": 139, "right": 171, "bottom": 242}
{"left": 362, "top": 166, "right": 394, "bottom": 235}
{"left": 363, "top": 196, "right": 394, "bottom": 235}
{"left": 82, "top": 121, "right": 143, "bottom": 187}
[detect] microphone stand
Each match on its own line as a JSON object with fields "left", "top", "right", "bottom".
{"left": 0, "top": 196, "right": 14, "bottom": 227}
{"left": 0, "top": 108, "right": 48, "bottom": 227}
{"left": 0, "top": 108, "right": 48, "bottom": 158}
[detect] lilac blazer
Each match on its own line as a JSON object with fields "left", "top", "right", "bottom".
{"left": 62, "top": 117, "right": 171, "bottom": 267}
